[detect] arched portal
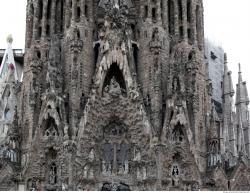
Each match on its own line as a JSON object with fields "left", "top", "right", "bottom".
{"left": 102, "top": 63, "right": 127, "bottom": 96}
{"left": 100, "top": 122, "right": 130, "bottom": 176}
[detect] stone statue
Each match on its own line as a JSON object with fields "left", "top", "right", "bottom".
{"left": 63, "top": 124, "right": 69, "bottom": 139}
{"left": 89, "top": 149, "right": 95, "bottom": 162}
{"left": 49, "top": 164, "right": 57, "bottom": 184}
{"left": 83, "top": 165, "right": 88, "bottom": 178}
{"left": 62, "top": 179, "right": 68, "bottom": 191}
{"left": 133, "top": 147, "right": 141, "bottom": 161}
{"left": 172, "top": 165, "right": 180, "bottom": 187}
{"left": 101, "top": 143, "right": 114, "bottom": 174}
{"left": 109, "top": 77, "right": 121, "bottom": 97}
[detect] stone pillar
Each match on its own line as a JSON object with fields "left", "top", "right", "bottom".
{"left": 26, "top": 3, "right": 34, "bottom": 48}
{"left": 41, "top": 0, "right": 48, "bottom": 38}
{"left": 50, "top": 0, "right": 56, "bottom": 35}
{"left": 162, "top": 0, "right": 168, "bottom": 30}
{"left": 33, "top": 1, "right": 40, "bottom": 40}
{"left": 88, "top": 0, "right": 93, "bottom": 21}
{"left": 72, "top": 0, "right": 77, "bottom": 23}
{"left": 81, "top": 0, "right": 86, "bottom": 18}
{"left": 189, "top": 0, "right": 195, "bottom": 44}
{"left": 156, "top": 0, "right": 161, "bottom": 22}
{"left": 65, "top": 0, "right": 71, "bottom": 28}
{"left": 182, "top": 0, "right": 188, "bottom": 41}
{"left": 174, "top": 0, "right": 179, "bottom": 39}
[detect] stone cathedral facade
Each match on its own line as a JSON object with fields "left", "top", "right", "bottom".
{"left": 1, "top": 0, "right": 250, "bottom": 191}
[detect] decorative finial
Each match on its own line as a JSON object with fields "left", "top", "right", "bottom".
{"left": 224, "top": 53, "right": 227, "bottom": 64}
{"left": 6, "top": 34, "right": 13, "bottom": 44}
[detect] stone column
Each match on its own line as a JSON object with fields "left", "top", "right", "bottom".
{"left": 50, "top": 0, "right": 56, "bottom": 35}
{"left": 162, "top": 0, "right": 168, "bottom": 30}
{"left": 156, "top": 0, "right": 161, "bottom": 22}
{"left": 174, "top": 0, "right": 179, "bottom": 39}
{"left": 182, "top": 0, "right": 188, "bottom": 42}
{"left": 189, "top": 0, "right": 195, "bottom": 44}
{"left": 81, "top": 0, "right": 86, "bottom": 18}
{"left": 72, "top": 0, "right": 77, "bottom": 23}
{"left": 33, "top": 1, "right": 40, "bottom": 40}
{"left": 65, "top": 0, "right": 70, "bottom": 28}
{"left": 88, "top": 0, "right": 93, "bottom": 21}
{"left": 41, "top": 0, "right": 48, "bottom": 38}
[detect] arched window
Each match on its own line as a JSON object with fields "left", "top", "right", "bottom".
{"left": 152, "top": 8, "right": 156, "bottom": 21}
{"left": 48, "top": 163, "right": 57, "bottom": 185}
{"left": 101, "top": 122, "right": 130, "bottom": 175}
{"left": 103, "top": 63, "right": 127, "bottom": 96}
{"left": 45, "top": 148, "right": 58, "bottom": 187}
{"left": 44, "top": 116, "right": 59, "bottom": 139}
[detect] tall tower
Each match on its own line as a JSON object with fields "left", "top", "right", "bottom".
{"left": 17, "top": 0, "right": 210, "bottom": 191}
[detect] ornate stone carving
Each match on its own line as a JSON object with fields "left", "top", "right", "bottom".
{"left": 150, "top": 28, "right": 163, "bottom": 55}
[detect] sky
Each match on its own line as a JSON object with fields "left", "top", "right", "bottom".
{"left": 0, "top": 0, "right": 249, "bottom": 93}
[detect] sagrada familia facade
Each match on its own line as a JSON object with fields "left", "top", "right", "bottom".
{"left": 0, "top": 0, "right": 250, "bottom": 191}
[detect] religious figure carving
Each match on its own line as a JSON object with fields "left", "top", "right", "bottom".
{"left": 117, "top": 143, "right": 129, "bottom": 174}
{"left": 109, "top": 77, "right": 122, "bottom": 97}
{"left": 133, "top": 147, "right": 141, "bottom": 161}
{"left": 101, "top": 143, "right": 114, "bottom": 174}
{"left": 49, "top": 163, "right": 57, "bottom": 185}
{"left": 89, "top": 149, "right": 95, "bottom": 162}
{"left": 172, "top": 165, "right": 180, "bottom": 187}
{"left": 45, "top": 125, "right": 58, "bottom": 140}
{"left": 150, "top": 28, "right": 162, "bottom": 54}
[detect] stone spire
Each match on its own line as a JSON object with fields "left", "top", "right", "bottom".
{"left": 236, "top": 63, "right": 249, "bottom": 106}
{"left": 222, "top": 54, "right": 237, "bottom": 158}
{"left": 223, "top": 54, "right": 234, "bottom": 97}
{"left": 235, "top": 63, "right": 250, "bottom": 158}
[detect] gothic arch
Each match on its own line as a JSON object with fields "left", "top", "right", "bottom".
{"left": 102, "top": 63, "right": 127, "bottom": 96}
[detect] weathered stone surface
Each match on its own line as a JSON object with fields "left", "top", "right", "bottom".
{"left": 0, "top": 0, "right": 250, "bottom": 191}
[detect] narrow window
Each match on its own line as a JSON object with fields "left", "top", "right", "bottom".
{"left": 187, "top": 0, "right": 191, "bottom": 23}
{"left": 188, "top": 28, "right": 191, "bottom": 42}
{"left": 38, "top": 27, "right": 42, "bottom": 39}
{"left": 144, "top": 6, "right": 148, "bottom": 18}
{"left": 179, "top": 26, "right": 184, "bottom": 40}
{"left": 152, "top": 8, "right": 156, "bottom": 21}
{"left": 85, "top": 5, "right": 89, "bottom": 18}
{"left": 178, "top": 0, "right": 183, "bottom": 22}
{"left": 38, "top": 0, "right": 43, "bottom": 21}
{"left": 47, "top": 0, "right": 52, "bottom": 19}
{"left": 46, "top": 25, "right": 50, "bottom": 36}
{"left": 36, "top": 50, "right": 41, "bottom": 59}
{"left": 76, "top": 7, "right": 81, "bottom": 22}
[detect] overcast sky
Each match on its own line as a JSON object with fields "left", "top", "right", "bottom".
{"left": 0, "top": 0, "right": 249, "bottom": 93}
